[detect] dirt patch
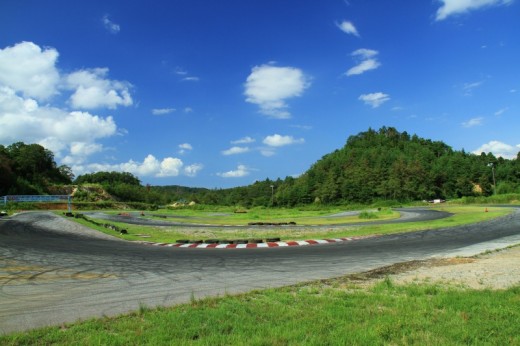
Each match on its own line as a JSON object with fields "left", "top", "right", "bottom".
{"left": 315, "top": 245, "right": 520, "bottom": 290}
{"left": 392, "top": 246, "right": 520, "bottom": 289}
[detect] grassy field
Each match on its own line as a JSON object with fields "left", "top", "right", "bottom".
{"left": 112, "top": 207, "right": 399, "bottom": 225}
{"left": 69, "top": 206, "right": 512, "bottom": 244}
{"left": 2, "top": 274, "right": 519, "bottom": 344}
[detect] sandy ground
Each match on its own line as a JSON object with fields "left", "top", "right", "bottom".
{"left": 383, "top": 245, "right": 520, "bottom": 290}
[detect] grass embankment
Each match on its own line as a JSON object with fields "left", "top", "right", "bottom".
{"left": 2, "top": 276, "right": 519, "bottom": 344}
{"left": 70, "top": 206, "right": 512, "bottom": 244}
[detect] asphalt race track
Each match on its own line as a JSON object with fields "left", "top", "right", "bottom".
{"left": 82, "top": 207, "right": 451, "bottom": 227}
{"left": 1, "top": 207, "right": 520, "bottom": 334}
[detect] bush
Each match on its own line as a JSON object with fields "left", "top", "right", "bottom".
{"left": 359, "top": 211, "right": 379, "bottom": 219}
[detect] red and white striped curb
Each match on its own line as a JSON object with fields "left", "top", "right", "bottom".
{"left": 139, "top": 235, "right": 375, "bottom": 249}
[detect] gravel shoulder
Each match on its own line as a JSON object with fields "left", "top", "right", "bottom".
{"left": 353, "top": 244, "right": 520, "bottom": 290}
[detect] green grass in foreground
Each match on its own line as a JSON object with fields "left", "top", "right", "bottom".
{"left": 69, "top": 206, "right": 512, "bottom": 243}
{"left": 2, "top": 279, "right": 519, "bottom": 345}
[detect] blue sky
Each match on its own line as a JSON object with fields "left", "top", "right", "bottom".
{"left": 1, "top": 0, "right": 519, "bottom": 188}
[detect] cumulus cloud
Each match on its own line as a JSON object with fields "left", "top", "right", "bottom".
{"left": 358, "top": 92, "right": 390, "bottom": 108}
{"left": 0, "top": 41, "right": 135, "bottom": 178}
{"left": 0, "top": 86, "right": 117, "bottom": 158}
{"left": 152, "top": 108, "right": 176, "bottom": 115}
{"left": 184, "top": 163, "right": 204, "bottom": 177}
{"left": 102, "top": 14, "right": 120, "bottom": 34}
{"left": 436, "top": 0, "right": 513, "bottom": 21}
{"left": 66, "top": 68, "right": 133, "bottom": 109}
{"left": 462, "top": 117, "right": 484, "bottom": 127}
{"left": 473, "top": 141, "right": 520, "bottom": 159}
{"left": 217, "top": 164, "right": 251, "bottom": 178}
{"left": 244, "top": 64, "right": 310, "bottom": 119}
{"left": 221, "top": 146, "right": 250, "bottom": 156}
{"left": 73, "top": 155, "right": 203, "bottom": 178}
{"left": 346, "top": 49, "right": 381, "bottom": 76}
{"left": 0, "top": 41, "right": 60, "bottom": 100}
{"left": 263, "top": 134, "right": 305, "bottom": 147}
{"left": 337, "top": 20, "right": 360, "bottom": 37}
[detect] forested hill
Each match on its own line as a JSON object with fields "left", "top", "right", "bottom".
{"left": 273, "top": 127, "right": 520, "bottom": 205}
{"left": 2, "top": 128, "right": 519, "bottom": 206}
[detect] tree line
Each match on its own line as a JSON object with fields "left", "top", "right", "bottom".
{"left": 0, "top": 142, "right": 73, "bottom": 195}
{"left": 2, "top": 128, "right": 519, "bottom": 206}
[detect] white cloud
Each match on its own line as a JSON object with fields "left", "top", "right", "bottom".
{"left": 347, "top": 59, "right": 381, "bottom": 76}
{"left": 0, "top": 41, "right": 137, "bottom": 179}
{"left": 70, "top": 142, "right": 103, "bottom": 157}
{"left": 244, "top": 64, "right": 310, "bottom": 119}
{"left": 231, "top": 136, "right": 256, "bottom": 144}
{"left": 436, "top": 0, "right": 513, "bottom": 21}
{"left": 158, "top": 157, "right": 184, "bottom": 177}
{"left": 76, "top": 155, "right": 183, "bottom": 177}
{"left": 179, "top": 143, "right": 193, "bottom": 150}
{"left": 121, "top": 155, "right": 161, "bottom": 176}
{"left": 0, "top": 86, "right": 117, "bottom": 155}
{"left": 178, "top": 143, "right": 193, "bottom": 155}
{"left": 260, "top": 149, "right": 276, "bottom": 157}
{"left": 174, "top": 67, "right": 188, "bottom": 75}
{"left": 463, "top": 81, "right": 483, "bottom": 95}
{"left": 217, "top": 164, "right": 251, "bottom": 178}
{"left": 184, "top": 107, "right": 193, "bottom": 113}
{"left": 352, "top": 48, "right": 378, "bottom": 59}
{"left": 473, "top": 140, "right": 519, "bottom": 159}
{"left": 152, "top": 108, "right": 176, "bottom": 115}
{"left": 0, "top": 42, "right": 60, "bottom": 100}
{"left": 61, "top": 142, "right": 104, "bottom": 166}
{"left": 462, "top": 117, "right": 484, "bottom": 127}
{"left": 72, "top": 155, "right": 204, "bottom": 178}
{"left": 184, "top": 163, "right": 204, "bottom": 177}
{"left": 290, "top": 124, "right": 313, "bottom": 130}
{"left": 221, "top": 146, "right": 250, "bottom": 155}
{"left": 358, "top": 92, "right": 390, "bottom": 108}
{"left": 346, "top": 49, "right": 381, "bottom": 76}
{"left": 494, "top": 107, "right": 508, "bottom": 116}
{"left": 337, "top": 20, "right": 360, "bottom": 37}
{"left": 102, "top": 14, "right": 120, "bottom": 34}
{"left": 66, "top": 68, "right": 133, "bottom": 109}
{"left": 263, "top": 134, "right": 305, "bottom": 147}
{"left": 182, "top": 76, "right": 200, "bottom": 82}
{"left": 463, "top": 81, "right": 483, "bottom": 90}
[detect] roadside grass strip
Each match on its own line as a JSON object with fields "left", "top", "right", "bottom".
{"left": 3, "top": 277, "right": 519, "bottom": 345}
{"left": 139, "top": 236, "right": 373, "bottom": 249}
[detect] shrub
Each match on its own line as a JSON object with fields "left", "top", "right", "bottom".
{"left": 359, "top": 211, "right": 378, "bottom": 219}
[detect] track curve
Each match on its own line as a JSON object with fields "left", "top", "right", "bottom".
{"left": 1, "top": 207, "right": 519, "bottom": 334}
{"left": 82, "top": 207, "right": 452, "bottom": 228}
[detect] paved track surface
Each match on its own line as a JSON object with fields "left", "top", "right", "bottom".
{"left": 83, "top": 208, "right": 450, "bottom": 227}
{"left": 1, "top": 207, "right": 520, "bottom": 334}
